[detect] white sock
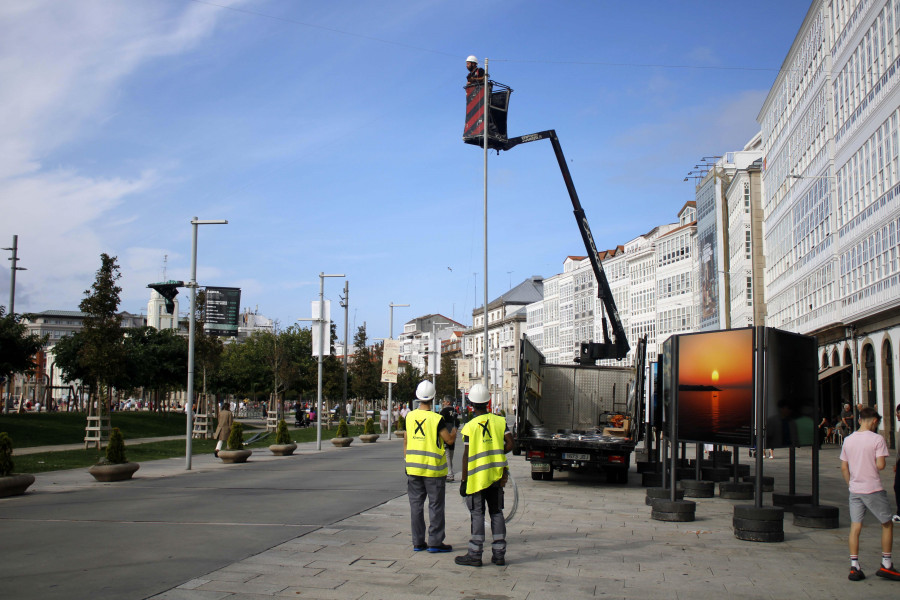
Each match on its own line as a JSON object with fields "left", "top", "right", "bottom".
{"left": 883, "top": 553, "right": 892, "bottom": 569}
{"left": 850, "top": 555, "right": 859, "bottom": 569}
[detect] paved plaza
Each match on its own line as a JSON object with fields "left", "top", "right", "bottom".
{"left": 149, "top": 442, "right": 896, "bottom": 600}
{"left": 3, "top": 438, "right": 898, "bottom": 600}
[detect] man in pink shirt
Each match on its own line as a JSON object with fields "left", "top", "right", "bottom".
{"left": 840, "top": 407, "right": 899, "bottom": 582}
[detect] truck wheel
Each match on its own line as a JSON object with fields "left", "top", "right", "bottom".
{"left": 512, "top": 443, "right": 522, "bottom": 456}
{"left": 531, "top": 471, "right": 542, "bottom": 481}
{"left": 542, "top": 469, "right": 554, "bottom": 481}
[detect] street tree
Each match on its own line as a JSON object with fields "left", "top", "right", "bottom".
{"left": 0, "top": 307, "right": 45, "bottom": 413}
{"left": 349, "top": 324, "right": 382, "bottom": 409}
{"left": 78, "top": 253, "right": 125, "bottom": 413}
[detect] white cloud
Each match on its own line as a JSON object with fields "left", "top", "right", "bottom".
{"left": 0, "top": 0, "right": 249, "bottom": 314}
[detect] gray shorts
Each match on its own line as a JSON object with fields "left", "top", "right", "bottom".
{"left": 849, "top": 490, "right": 893, "bottom": 524}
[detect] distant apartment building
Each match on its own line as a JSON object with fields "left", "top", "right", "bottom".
{"left": 758, "top": 0, "right": 900, "bottom": 442}
{"left": 464, "top": 276, "right": 544, "bottom": 414}
{"left": 399, "top": 314, "right": 465, "bottom": 375}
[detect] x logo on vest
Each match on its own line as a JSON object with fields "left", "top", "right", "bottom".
{"left": 414, "top": 419, "right": 426, "bottom": 436}
{"left": 479, "top": 420, "right": 492, "bottom": 439}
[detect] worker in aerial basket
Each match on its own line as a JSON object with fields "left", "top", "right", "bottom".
{"left": 456, "top": 383, "right": 513, "bottom": 567}
{"left": 466, "top": 55, "right": 485, "bottom": 85}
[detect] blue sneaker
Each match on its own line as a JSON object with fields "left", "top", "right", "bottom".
{"left": 413, "top": 544, "right": 427, "bottom": 552}
{"left": 427, "top": 544, "right": 452, "bottom": 553}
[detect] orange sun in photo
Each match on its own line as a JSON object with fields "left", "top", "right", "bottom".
{"left": 711, "top": 369, "right": 720, "bottom": 383}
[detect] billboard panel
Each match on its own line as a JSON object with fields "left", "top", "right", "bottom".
{"left": 204, "top": 287, "right": 241, "bottom": 337}
{"left": 763, "top": 328, "right": 817, "bottom": 447}
{"left": 381, "top": 340, "right": 400, "bottom": 383}
{"left": 676, "top": 328, "right": 754, "bottom": 445}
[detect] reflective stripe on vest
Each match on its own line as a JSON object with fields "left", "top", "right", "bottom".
{"left": 405, "top": 409, "right": 447, "bottom": 477}
{"left": 463, "top": 413, "right": 507, "bottom": 494}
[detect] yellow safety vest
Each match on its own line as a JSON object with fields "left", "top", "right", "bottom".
{"left": 463, "top": 413, "right": 508, "bottom": 494}
{"left": 405, "top": 409, "right": 448, "bottom": 477}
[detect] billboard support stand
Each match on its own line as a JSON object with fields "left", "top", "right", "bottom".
{"left": 753, "top": 326, "right": 765, "bottom": 508}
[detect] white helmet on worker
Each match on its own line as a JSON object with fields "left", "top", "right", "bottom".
{"left": 416, "top": 380, "right": 436, "bottom": 402}
{"left": 468, "top": 383, "right": 490, "bottom": 405}
{"left": 466, "top": 55, "right": 478, "bottom": 64}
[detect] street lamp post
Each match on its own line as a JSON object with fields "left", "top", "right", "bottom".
{"left": 3, "top": 235, "right": 27, "bottom": 316}
{"left": 185, "top": 217, "right": 228, "bottom": 470}
{"left": 387, "top": 302, "right": 409, "bottom": 439}
{"left": 315, "top": 273, "right": 344, "bottom": 451}
{"left": 430, "top": 321, "right": 449, "bottom": 412}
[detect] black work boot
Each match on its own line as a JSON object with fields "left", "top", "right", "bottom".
{"left": 455, "top": 553, "right": 482, "bottom": 567}
{"left": 491, "top": 554, "right": 506, "bottom": 566}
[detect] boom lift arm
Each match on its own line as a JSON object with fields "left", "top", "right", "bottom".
{"left": 504, "top": 130, "right": 630, "bottom": 362}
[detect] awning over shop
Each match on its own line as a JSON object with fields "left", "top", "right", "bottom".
{"left": 818, "top": 364, "right": 851, "bottom": 381}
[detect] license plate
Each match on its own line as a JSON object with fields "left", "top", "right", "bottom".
{"left": 563, "top": 453, "right": 591, "bottom": 461}
{"left": 531, "top": 462, "right": 550, "bottom": 472}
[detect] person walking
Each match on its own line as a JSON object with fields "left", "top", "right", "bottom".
{"left": 405, "top": 380, "right": 456, "bottom": 553}
{"left": 840, "top": 406, "right": 900, "bottom": 581}
{"left": 456, "top": 383, "right": 513, "bottom": 567}
{"left": 440, "top": 397, "right": 460, "bottom": 481}
{"left": 213, "top": 403, "right": 233, "bottom": 458}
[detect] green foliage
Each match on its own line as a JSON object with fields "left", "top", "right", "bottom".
{"left": 226, "top": 422, "right": 244, "bottom": 450}
{"left": 434, "top": 351, "right": 457, "bottom": 401}
{"left": 364, "top": 418, "right": 375, "bottom": 434}
{"left": 0, "top": 432, "right": 14, "bottom": 476}
{"left": 0, "top": 307, "right": 45, "bottom": 385}
{"left": 396, "top": 413, "right": 406, "bottom": 431}
{"left": 105, "top": 427, "right": 127, "bottom": 464}
{"left": 78, "top": 254, "right": 125, "bottom": 405}
{"left": 349, "top": 325, "right": 383, "bottom": 403}
{"left": 52, "top": 331, "right": 91, "bottom": 384}
{"left": 0, "top": 412, "right": 190, "bottom": 448}
{"left": 499, "top": 409, "right": 506, "bottom": 417}
{"left": 336, "top": 418, "right": 349, "bottom": 438}
{"left": 393, "top": 364, "right": 423, "bottom": 408}
{"left": 275, "top": 419, "right": 291, "bottom": 444}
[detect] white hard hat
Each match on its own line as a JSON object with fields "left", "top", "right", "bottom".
{"left": 466, "top": 55, "right": 478, "bottom": 63}
{"left": 468, "top": 383, "right": 490, "bottom": 404}
{"left": 416, "top": 380, "right": 436, "bottom": 402}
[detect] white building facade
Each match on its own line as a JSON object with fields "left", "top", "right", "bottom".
{"left": 758, "top": 0, "right": 900, "bottom": 445}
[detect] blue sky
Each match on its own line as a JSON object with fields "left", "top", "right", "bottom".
{"left": 0, "top": 0, "right": 813, "bottom": 340}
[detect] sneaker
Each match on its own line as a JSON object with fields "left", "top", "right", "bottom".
{"left": 214, "top": 450, "right": 219, "bottom": 458}
{"left": 413, "top": 544, "right": 427, "bottom": 552}
{"left": 892, "top": 514, "right": 900, "bottom": 523}
{"left": 427, "top": 543, "right": 452, "bottom": 553}
{"left": 446, "top": 475, "right": 455, "bottom": 482}
{"left": 876, "top": 564, "right": 900, "bottom": 581}
{"left": 849, "top": 566, "right": 866, "bottom": 581}
{"left": 455, "top": 553, "right": 482, "bottom": 567}
{"left": 491, "top": 555, "right": 506, "bottom": 566}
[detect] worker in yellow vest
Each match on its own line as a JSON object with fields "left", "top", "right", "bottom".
{"left": 455, "top": 383, "right": 513, "bottom": 567}
{"left": 405, "top": 380, "right": 457, "bottom": 553}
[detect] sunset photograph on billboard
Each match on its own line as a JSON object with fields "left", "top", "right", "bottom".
{"left": 676, "top": 328, "right": 754, "bottom": 445}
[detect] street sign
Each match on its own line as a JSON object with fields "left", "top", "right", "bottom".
{"left": 381, "top": 340, "right": 400, "bottom": 383}
{"left": 311, "top": 300, "right": 332, "bottom": 357}
{"left": 203, "top": 287, "right": 240, "bottom": 336}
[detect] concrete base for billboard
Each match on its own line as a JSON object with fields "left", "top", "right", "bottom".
{"left": 792, "top": 504, "right": 840, "bottom": 529}
{"left": 719, "top": 481, "right": 754, "bottom": 500}
{"left": 651, "top": 498, "right": 696, "bottom": 522}
{"left": 772, "top": 493, "right": 813, "bottom": 511}
{"left": 636, "top": 460, "right": 661, "bottom": 474}
{"left": 733, "top": 505, "right": 784, "bottom": 543}
{"left": 681, "top": 479, "right": 715, "bottom": 498}
{"left": 641, "top": 472, "right": 663, "bottom": 487}
{"left": 645, "top": 487, "right": 684, "bottom": 505}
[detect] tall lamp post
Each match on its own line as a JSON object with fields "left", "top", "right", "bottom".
{"left": 387, "top": 302, "right": 409, "bottom": 439}
{"left": 429, "top": 321, "right": 449, "bottom": 412}
{"left": 185, "top": 217, "right": 228, "bottom": 470}
{"left": 315, "top": 273, "right": 344, "bottom": 451}
{"left": 3, "top": 235, "right": 27, "bottom": 316}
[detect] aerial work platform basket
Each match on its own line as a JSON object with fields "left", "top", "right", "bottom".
{"left": 463, "top": 81, "right": 511, "bottom": 151}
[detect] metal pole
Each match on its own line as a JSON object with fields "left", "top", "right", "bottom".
{"left": 342, "top": 280, "right": 349, "bottom": 414}
{"left": 483, "top": 58, "right": 490, "bottom": 388}
{"left": 186, "top": 219, "right": 198, "bottom": 470}
{"left": 387, "top": 302, "right": 409, "bottom": 438}
{"left": 317, "top": 273, "right": 325, "bottom": 451}
{"left": 754, "top": 326, "right": 766, "bottom": 507}
{"left": 7, "top": 235, "right": 19, "bottom": 315}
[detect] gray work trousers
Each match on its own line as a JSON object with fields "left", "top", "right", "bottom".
{"left": 446, "top": 444, "right": 455, "bottom": 478}
{"left": 407, "top": 475, "right": 446, "bottom": 547}
{"left": 465, "top": 483, "right": 506, "bottom": 557}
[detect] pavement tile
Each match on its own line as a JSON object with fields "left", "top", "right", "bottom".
{"left": 179, "top": 578, "right": 211, "bottom": 589}
{"left": 275, "top": 586, "right": 364, "bottom": 599}
{"left": 195, "top": 579, "right": 290, "bottom": 595}
{"left": 148, "top": 590, "right": 231, "bottom": 600}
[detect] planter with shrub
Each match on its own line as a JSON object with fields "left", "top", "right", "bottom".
{"left": 0, "top": 432, "right": 35, "bottom": 497}
{"left": 330, "top": 418, "right": 353, "bottom": 447}
{"left": 360, "top": 418, "right": 379, "bottom": 443}
{"left": 89, "top": 428, "right": 140, "bottom": 482}
{"left": 269, "top": 419, "right": 297, "bottom": 456}
{"left": 218, "top": 422, "right": 252, "bottom": 463}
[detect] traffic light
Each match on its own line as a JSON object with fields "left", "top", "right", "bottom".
{"left": 147, "top": 281, "right": 183, "bottom": 314}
